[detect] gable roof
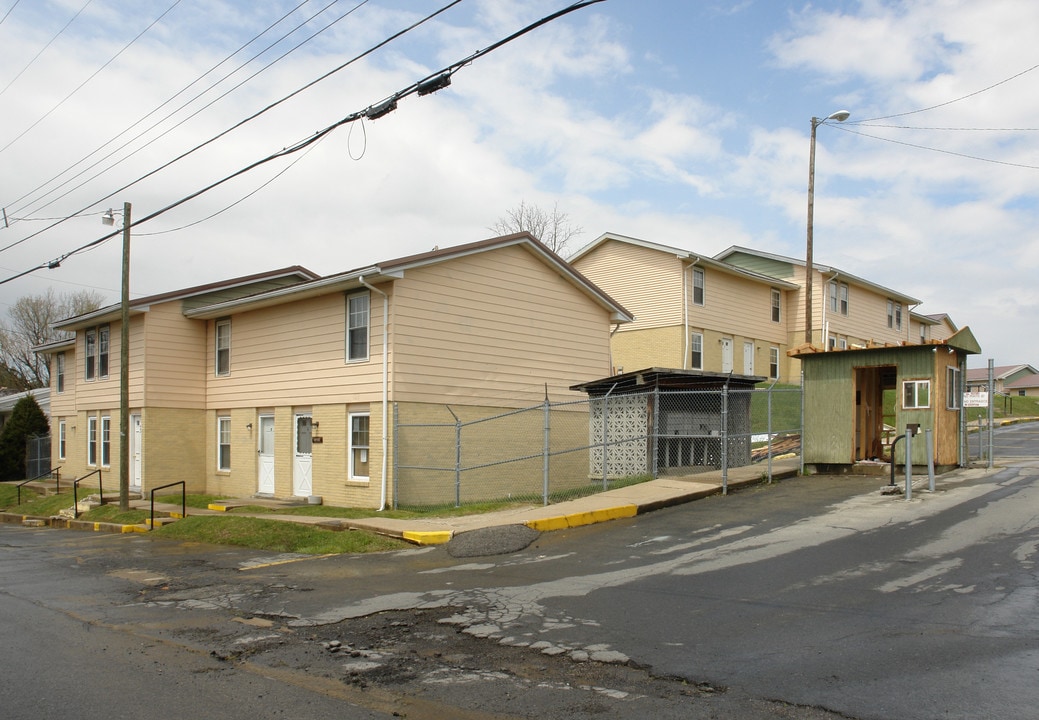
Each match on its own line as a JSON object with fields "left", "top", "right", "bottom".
{"left": 184, "top": 233, "right": 634, "bottom": 323}
{"left": 569, "top": 232, "right": 799, "bottom": 289}
{"left": 715, "top": 245, "right": 921, "bottom": 305}
{"left": 966, "top": 364, "right": 1038, "bottom": 382}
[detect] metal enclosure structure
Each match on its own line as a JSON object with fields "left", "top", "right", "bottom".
{"left": 793, "top": 327, "right": 981, "bottom": 471}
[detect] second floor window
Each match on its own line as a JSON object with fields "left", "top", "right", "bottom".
{"left": 215, "top": 319, "right": 231, "bottom": 376}
{"left": 829, "top": 281, "right": 849, "bottom": 316}
{"left": 56, "top": 352, "right": 65, "bottom": 393}
{"left": 84, "top": 325, "right": 110, "bottom": 380}
{"left": 347, "top": 292, "right": 370, "bottom": 362}
{"left": 692, "top": 268, "right": 705, "bottom": 306}
{"left": 771, "top": 288, "right": 781, "bottom": 323}
{"left": 887, "top": 300, "right": 902, "bottom": 330}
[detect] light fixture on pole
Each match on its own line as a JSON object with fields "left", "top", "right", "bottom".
{"left": 804, "top": 109, "right": 850, "bottom": 346}
{"left": 103, "top": 203, "right": 132, "bottom": 511}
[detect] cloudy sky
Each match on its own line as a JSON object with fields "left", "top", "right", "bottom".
{"left": 0, "top": 0, "right": 1036, "bottom": 368}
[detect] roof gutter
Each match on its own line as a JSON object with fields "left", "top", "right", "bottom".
{"left": 358, "top": 275, "right": 390, "bottom": 512}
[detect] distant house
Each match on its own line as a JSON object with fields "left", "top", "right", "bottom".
{"left": 38, "top": 234, "right": 631, "bottom": 508}
{"left": 569, "top": 233, "right": 953, "bottom": 385}
{"left": 965, "top": 364, "right": 1038, "bottom": 394}
{"left": 0, "top": 388, "right": 50, "bottom": 430}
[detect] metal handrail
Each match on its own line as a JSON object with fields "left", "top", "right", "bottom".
{"left": 149, "top": 481, "right": 185, "bottom": 531}
{"left": 73, "top": 470, "right": 104, "bottom": 519}
{"left": 14, "top": 467, "right": 61, "bottom": 506}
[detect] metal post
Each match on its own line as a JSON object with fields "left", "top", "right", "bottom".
{"left": 766, "top": 380, "right": 776, "bottom": 483}
{"left": 652, "top": 385, "right": 660, "bottom": 478}
{"left": 119, "top": 202, "right": 131, "bottom": 511}
{"left": 987, "top": 359, "right": 994, "bottom": 469}
{"left": 904, "top": 429, "right": 912, "bottom": 501}
{"left": 542, "top": 393, "right": 550, "bottom": 506}
{"left": 721, "top": 380, "right": 729, "bottom": 494}
{"left": 926, "top": 428, "right": 935, "bottom": 492}
{"left": 601, "top": 393, "right": 609, "bottom": 491}
{"left": 392, "top": 403, "right": 399, "bottom": 509}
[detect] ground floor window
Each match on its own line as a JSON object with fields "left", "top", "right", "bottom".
{"left": 87, "top": 416, "right": 98, "bottom": 466}
{"left": 769, "top": 347, "right": 780, "bottom": 379}
{"left": 690, "top": 332, "right": 703, "bottom": 370}
{"left": 350, "top": 413, "right": 370, "bottom": 479}
{"left": 217, "top": 416, "right": 231, "bottom": 471}
{"left": 101, "top": 416, "right": 111, "bottom": 467}
{"left": 58, "top": 420, "right": 67, "bottom": 460}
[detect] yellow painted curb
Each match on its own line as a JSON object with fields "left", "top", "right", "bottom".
{"left": 402, "top": 530, "right": 453, "bottom": 546}
{"left": 526, "top": 504, "right": 637, "bottom": 532}
{"left": 207, "top": 504, "right": 230, "bottom": 512}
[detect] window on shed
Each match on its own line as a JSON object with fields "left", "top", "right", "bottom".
{"left": 903, "top": 380, "right": 930, "bottom": 409}
{"left": 946, "top": 367, "right": 962, "bottom": 410}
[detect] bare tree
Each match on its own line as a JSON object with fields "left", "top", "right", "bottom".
{"left": 0, "top": 288, "right": 105, "bottom": 390}
{"left": 490, "top": 200, "right": 583, "bottom": 257}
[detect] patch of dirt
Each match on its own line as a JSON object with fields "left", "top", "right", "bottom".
{"left": 199, "top": 608, "right": 855, "bottom": 720}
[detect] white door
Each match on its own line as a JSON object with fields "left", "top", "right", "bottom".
{"left": 130, "top": 414, "right": 142, "bottom": 491}
{"left": 257, "top": 415, "right": 275, "bottom": 495}
{"left": 292, "top": 413, "right": 313, "bottom": 497}
{"left": 743, "top": 341, "right": 755, "bottom": 376}
{"left": 721, "top": 338, "right": 734, "bottom": 374}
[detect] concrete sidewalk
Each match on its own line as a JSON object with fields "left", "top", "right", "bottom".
{"left": 3, "top": 458, "right": 800, "bottom": 543}
{"left": 243, "top": 457, "right": 802, "bottom": 545}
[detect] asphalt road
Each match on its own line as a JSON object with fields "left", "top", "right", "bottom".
{"left": 2, "top": 423, "right": 1037, "bottom": 719}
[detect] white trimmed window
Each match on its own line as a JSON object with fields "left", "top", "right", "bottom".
{"left": 947, "top": 367, "right": 962, "bottom": 410}
{"left": 887, "top": 300, "right": 902, "bottom": 330}
{"left": 56, "top": 352, "right": 66, "bottom": 393}
{"left": 85, "top": 329, "right": 97, "bottom": 380}
{"left": 829, "top": 281, "right": 849, "bottom": 316}
{"left": 692, "top": 268, "right": 705, "bottom": 306}
{"left": 770, "top": 288, "right": 781, "bottom": 323}
{"left": 58, "top": 420, "right": 67, "bottom": 460}
{"left": 690, "top": 332, "right": 703, "bottom": 370}
{"left": 101, "top": 416, "right": 111, "bottom": 467}
{"left": 349, "top": 413, "right": 370, "bottom": 479}
{"left": 217, "top": 416, "right": 231, "bottom": 471}
{"left": 346, "top": 292, "right": 370, "bottom": 362}
{"left": 98, "top": 326, "right": 110, "bottom": 378}
{"left": 769, "top": 347, "right": 779, "bottom": 379}
{"left": 215, "top": 319, "right": 231, "bottom": 376}
{"left": 903, "top": 380, "right": 930, "bottom": 409}
{"left": 87, "top": 416, "right": 98, "bottom": 466}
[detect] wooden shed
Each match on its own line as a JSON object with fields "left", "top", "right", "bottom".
{"left": 792, "top": 327, "right": 981, "bottom": 472}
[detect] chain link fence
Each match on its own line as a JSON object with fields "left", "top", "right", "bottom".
{"left": 393, "top": 384, "right": 802, "bottom": 509}
{"left": 25, "top": 433, "right": 51, "bottom": 479}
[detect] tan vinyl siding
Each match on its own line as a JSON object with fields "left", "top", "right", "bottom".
{"left": 572, "top": 240, "right": 686, "bottom": 329}
{"left": 690, "top": 271, "right": 787, "bottom": 343}
{"left": 140, "top": 305, "right": 207, "bottom": 408}
{"left": 391, "top": 245, "right": 613, "bottom": 406}
{"left": 50, "top": 347, "right": 76, "bottom": 417}
{"left": 205, "top": 293, "right": 384, "bottom": 408}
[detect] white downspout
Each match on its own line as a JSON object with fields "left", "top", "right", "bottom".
{"left": 358, "top": 276, "right": 390, "bottom": 511}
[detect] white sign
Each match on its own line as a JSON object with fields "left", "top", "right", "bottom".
{"left": 963, "top": 391, "right": 989, "bottom": 408}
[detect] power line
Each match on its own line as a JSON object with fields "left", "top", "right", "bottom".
{"left": 0, "top": 0, "right": 185, "bottom": 156}
{"left": 2, "top": 0, "right": 344, "bottom": 221}
{"left": 849, "top": 62, "right": 1039, "bottom": 124}
{"left": 835, "top": 125, "right": 1039, "bottom": 171}
{"left": 0, "top": 0, "right": 607, "bottom": 287}
{"left": 0, "top": 0, "right": 96, "bottom": 98}
{"left": 0, "top": 0, "right": 460, "bottom": 255}
{"left": 0, "top": 0, "right": 21, "bottom": 28}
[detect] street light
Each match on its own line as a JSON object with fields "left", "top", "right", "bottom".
{"left": 103, "top": 202, "right": 132, "bottom": 511}
{"left": 804, "top": 109, "right": 850, "bottom": 345}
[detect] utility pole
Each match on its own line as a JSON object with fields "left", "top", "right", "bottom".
{"left": 119, "top": 202, "right": 131, "bottom": 511}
